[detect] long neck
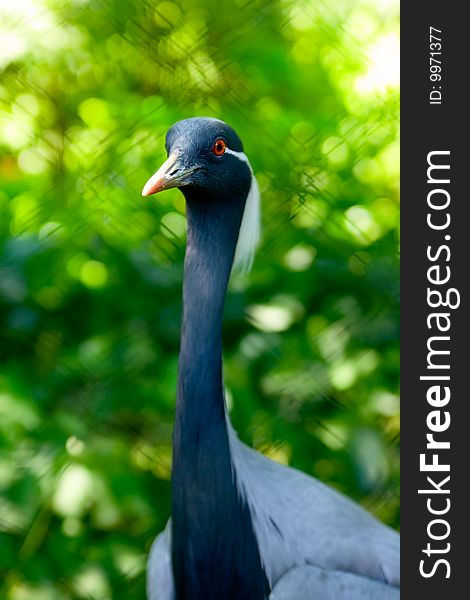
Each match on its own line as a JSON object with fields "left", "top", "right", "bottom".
{"left": 171, "top": 190, "right": 268, "bottom": 600}
{"left": 177, "top": 194, "right": 237, "bottom": 434}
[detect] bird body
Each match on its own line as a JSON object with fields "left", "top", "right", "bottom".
{"left": 142, "top": 117, "right": 400, "bottom": 599}
{"left": 148, "top": 431, "right": 399, "bottom": 600}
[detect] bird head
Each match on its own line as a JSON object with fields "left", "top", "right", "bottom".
{"left": 142, "top": 117, "right": 252, "bottom": 199}
{"left": 142, "top": 117, "right": 261, "bottom": 271}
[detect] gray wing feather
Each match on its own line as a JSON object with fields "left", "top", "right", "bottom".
{"left": 229, "top": 431, "right": 400, "bottom": 589}
{"left": 270, "top": 565, "right": 400, "bottom": 600}
{"left": 147, "top": 521, "right": 174, "bottom": 600}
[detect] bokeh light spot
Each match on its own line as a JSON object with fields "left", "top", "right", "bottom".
{"left": 80, "top": 260, "right": 109, "bottom": 288}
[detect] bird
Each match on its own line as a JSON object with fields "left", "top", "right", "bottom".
{"left": 142, "top": 117, "right": 400, "bottom": 600}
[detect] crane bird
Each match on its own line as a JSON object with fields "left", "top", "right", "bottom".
{"left": 142, "top": 117, "right": 400, "bottom": 600}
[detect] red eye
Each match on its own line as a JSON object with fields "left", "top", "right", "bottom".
{"left": 212, "top": 138, "right": 226, "bottom": 156}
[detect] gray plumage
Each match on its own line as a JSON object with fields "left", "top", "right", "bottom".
{"left": 142, "top": 117, "right": 400, "bottom": 600}
{"left": 148, "top": 428, "right": 399, "bottom": 599}
{"left": 270, "top": 565, "right": 399, "bottom": 599}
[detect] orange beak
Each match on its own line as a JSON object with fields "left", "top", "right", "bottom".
{"left": 142, "top": 152, "right": 182, "bottom": 197}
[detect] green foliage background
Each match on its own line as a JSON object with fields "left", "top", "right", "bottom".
{"left": 0, "top": 0, "right": 399, "bottom": 598}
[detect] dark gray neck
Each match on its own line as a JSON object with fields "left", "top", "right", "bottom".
{"left": 171, "top": 188, "right": 269, "bottom": 600}
{"left": 177, "top": 193, "right": 238, "bottom": 429}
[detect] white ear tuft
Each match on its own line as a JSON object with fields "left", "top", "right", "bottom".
{"left": 233, "top": 173, "right": 260, "bottom": 272}
{"left": 225, "top": 149, "right": 261, "bottom": 272}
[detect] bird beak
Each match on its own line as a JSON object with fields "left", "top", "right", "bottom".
{"left": 142, "top": 152, "right": 187, "bottom": 197}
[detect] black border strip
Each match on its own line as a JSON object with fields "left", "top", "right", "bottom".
{"left": 401, "top": 3, "right": 468, "bottom": 597}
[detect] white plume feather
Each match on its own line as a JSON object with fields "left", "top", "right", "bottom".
{"left": 225, "top": 149, "right": 261, "bottom": 272}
